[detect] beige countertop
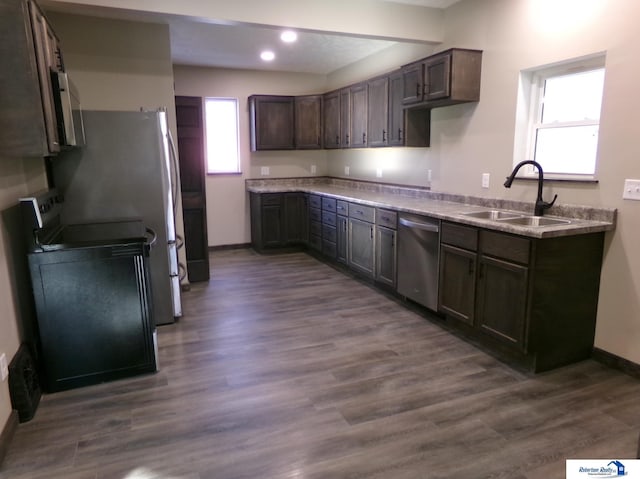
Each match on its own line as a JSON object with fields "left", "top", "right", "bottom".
{"left": 246, "top": 178, "right": 616, "bottom": 239}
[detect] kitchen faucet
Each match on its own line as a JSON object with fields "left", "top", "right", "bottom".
{"left": 504, "top": 160, "right": 557, "bottom": 216}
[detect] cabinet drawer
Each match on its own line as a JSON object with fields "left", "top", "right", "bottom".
{"left": 322, "top": 197, "right": 337, "bottom": 212}
{"left": 309, "top": 207, "right": 321, "bottom": 222}
{"left": 322, "top": 224, "right": 337, "bottom": 243}
{"left": 310, "top": 221, "right": 321, "bottom": 237}
{"left": 309, "top": 195, "right": 322, "bottom": 209}
{"left": 480, "top": 230, "right": 530, "bottom": 264}
{"left": 349, "top": 203, "right": 375, "bottom": 223}
{"left": 336, "top": 200, "right": 348, "bottom": 215}
{"left": 261, "top": 193, "right": 282, "bottom": 206}
{"left": 441, "top": 222, "right": 478, "bottom": 251}
{"left": 322, "top": 239, "right": 337, "bottom": 258}
{"left": 309, "top": 234, "right": 322, "bottom": 252}
{"left": 322, "top": 211, "right": 337, "bottom": 227}
{"left": 376, "top": 209, "right": 397, "bottom": 229}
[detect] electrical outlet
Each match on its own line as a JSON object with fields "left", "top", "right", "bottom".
{"left": 623, "top": 179, "right": 640, "bottom": 200}
{"left": 376, "top": 168, "right": 383, "bottom": 178}
{"left": 310, "top": 165, "right": 317, "bottom": 174}
{"left": 260, "top": 166, "right": 270, "bottom": 176}
{"left": 0, "top": 353, "right": 8, "bottom": 382}
{"left": 482, "top": 173, "right": 490, "bottom": 189}
{"left": 344, "top": 166, "right": 350, "bottom": 176}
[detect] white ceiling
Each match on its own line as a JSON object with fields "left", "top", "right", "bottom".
{"left": 43, "top": 0, "right": 462, "bottom": 74}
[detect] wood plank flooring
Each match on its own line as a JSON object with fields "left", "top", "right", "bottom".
{"left": 2, "top": 248, "right": 639, "bottom": 478}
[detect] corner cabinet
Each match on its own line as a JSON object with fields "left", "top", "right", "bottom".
{"left": 438, "top": 221, "right": 605, "bottom": 373}
{"left": 295, "top": 95, "right": 322, "bottom": 149}
{"left": 249, "top": 95, "right": 295, "bottom": 151}
{"left": 249, "top": 192, "right": 308, "bottom": 252}
{"left": 1, "top": 0, "right": 64, "bottom": 158}
{"left": 402, "top": 48, "right": 482, "bottom": 108}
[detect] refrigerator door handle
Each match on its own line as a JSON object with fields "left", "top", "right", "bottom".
{"left": 167, "top": 129, "right": 180, "bottom": 212}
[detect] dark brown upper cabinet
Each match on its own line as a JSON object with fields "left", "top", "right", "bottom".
{"left": 402, "top": 48, "right": 482, "bottom": 109}
{"left": 367, "top": 75, "right": 389, "bottom": 147}
{"left": 249, "top": 95, "right": 295, "bottom": 151}
{"left": 340, "top": 88, "right": 351, "bottom": 148}
{"left": 294, "top": 95, "right": 322, "bottom": 149}
{"left": 2, "top": 0, "right": 64, "bottom": 158}
{"left": 249, "top": 47, "right": 481, "bottom": 151}
{"left": 323, "top": 90, "right": 341, "bottom": 149}
{"left": 349, "top": 82, "right": 368, "bottom": 148}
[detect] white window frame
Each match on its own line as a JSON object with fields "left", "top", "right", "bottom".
{"left": 204, "top": 97, "right": 241, "bottom": 175}
{"left": 514, "top": 53, "right": 606, "bottom": 181}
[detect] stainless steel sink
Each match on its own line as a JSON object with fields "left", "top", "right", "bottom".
{"left": 497, "top": 216, "right": 572, "bottom": 227}
{"left": 460, "top": 210, "right": 522, "bottom": 220}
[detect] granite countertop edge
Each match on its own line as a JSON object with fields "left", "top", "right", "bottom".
{"left": 245, "top": 178, "right": 616, "bottom": 240}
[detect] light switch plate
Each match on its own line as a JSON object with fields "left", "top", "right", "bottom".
{"left": 0, "top": 353, "right": 8, "bottom": 382}
{"left": 310, "top": 165, "right": 317, "bottom": 174}
{"left": 623, "top": 179, "right": 640, "bottom": 200}
{"left": 260, "top": 166, "right": 270, "bottom": 176}
{"left": 376, "top": 168, "right": 383, "bottom": 178}
{"left": 482, "top": 173, "right": 490, "bottom": 189}
{"left": 345, "top": 166, "right": 350, "bottom": 176}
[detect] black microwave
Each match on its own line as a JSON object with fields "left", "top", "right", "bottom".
{"left": 50, "top": 71, "right": 85, "bottom": 148}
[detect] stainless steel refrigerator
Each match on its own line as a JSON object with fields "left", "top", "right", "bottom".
{"left": 52, "top": 109, "right": 183, "bottom": 325}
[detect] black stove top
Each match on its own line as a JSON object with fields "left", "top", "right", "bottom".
{"left": 39, "top": 220, "right": 148, "bottom": 251}
{"left": 21, "top": 190, "right": 150, "bottom": 252}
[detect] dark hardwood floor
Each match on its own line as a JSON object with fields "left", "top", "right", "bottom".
{"left": 2, "top": 248, "right": 639, "bottom": 478}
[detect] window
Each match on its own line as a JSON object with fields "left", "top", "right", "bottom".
{"left": 514, "top": 55, "right": 605, "bottom": 180}
{"left": 204, "top": 97, "right": 240, "bottom": 174}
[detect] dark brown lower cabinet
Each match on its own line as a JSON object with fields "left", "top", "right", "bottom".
{"left": 250, "top": 192, "right": 308, "bottom": 252}
{"left": 439, "top": 243, "right": 477, "bottom": 325}
{"left": 438, "top": 221, "right": 605, "bottom": 372}
{"left": 476, "top": 255, "right": 528, "bottom": 347}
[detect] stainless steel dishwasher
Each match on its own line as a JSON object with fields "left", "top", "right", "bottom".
{"left": 397, "top": 213, "right": 440, "bottom": 311}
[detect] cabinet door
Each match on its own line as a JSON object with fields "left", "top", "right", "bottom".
{"left": 368, "top": 76, "right": 389, "bottom": 147}
{"left": 284, "top": 193, "right": 308, "bottom": 244}
{"left": 350, "top": 83, "right": 368, "bottom": 148}
{"left": 388, "top": 71, "right": 405, "bottom": 147}
{"left": 401, "top": 61, "right": 424, "bottom": 105}
{"left": 424, "top": 53, "right": 451, "bottom": 101}
{"left": 337, "top": 215, "right": 348, "bottom": 264}
{"left": 249, "top": 95, "right": 295, "bottom": 150}
{"left": 340, "top": 88, "right": 351, "bottom": 148}
{"left": 476, "top": 255, "right": 528, "bottom": 349}
{"left": 295, "top": 95, "right": 322, "bottom": 149}
{"left": 323, "top": 90, "right": 341, "bottom": 149}
{"left": 439, "top": 244, "right": 476, "bottom": 325}
{"left": 376, "top": 226, "right": 396, "bottom": 287}
{"left": 348, "top": 218, "right": 375, "bottom": 277}
{"left": 262, "top": 203, "right": 283, "bottom": 247}
{"left": 29, "top": 0, "right": 62, "bottom": 154}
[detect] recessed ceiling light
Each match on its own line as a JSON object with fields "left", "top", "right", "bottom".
{"left": 260, "top": 50, "right": 275, "bottom": 61}
{"left": 280, "top": 30, "right": 297, "bottom": 43}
